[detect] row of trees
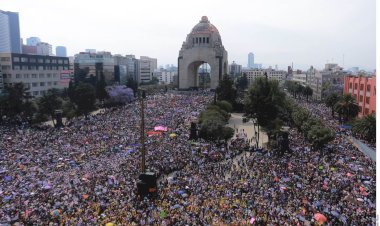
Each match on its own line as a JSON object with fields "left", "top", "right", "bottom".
{"left": 285, "top": 80, "right": 313, "bottom": 102}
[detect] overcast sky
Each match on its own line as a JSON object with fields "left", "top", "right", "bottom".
{"left": 1, "top": 0, "right": 376, "bottom": 70}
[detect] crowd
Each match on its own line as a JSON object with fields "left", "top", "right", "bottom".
{"left": 0, "top": 91, "right": 376, "bottom": 225}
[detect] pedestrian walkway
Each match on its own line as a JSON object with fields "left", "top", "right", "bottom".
{"left": 347, "top": 136, "right": 376, "bottom": 162}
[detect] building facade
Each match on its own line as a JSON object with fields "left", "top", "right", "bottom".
{"left": 344, "top": 75, "right": 376, "bottom": 117}
{"left": 74, "top": 51, "right": 115, "bottom": 84}
{"left": 229, "top": 61, "right": 242, "bottom": 78}
{"left": 36, "top": 42, "right": 53, "bottom": 56}
{"left": 139, "top": 56, "right": 157, "bottom": 84}
{"left": 26, "top": 37, "right": 41, "bottom": 46}
{"left": 0, "top": 53, "right": 70, "bottom": 97}
{"left": 0, "top": 10, "right": 21, "bottom": 53}
{"left": 248, "top": 52, "right": 254, "bottom": 68}
{"left": 0, "top": 63, "right": 3, "bottom": 94}
{"left": 243, "top": 68, "right": 286, "bottom": 84}
{"left": 22, "top": 45, "right": 37, "bottom": 55}
{"left": 154, "top": 70, "right": 176, "bottom": 85}
{"left": 56, "top": 46, "right": 67, "bottom": 57}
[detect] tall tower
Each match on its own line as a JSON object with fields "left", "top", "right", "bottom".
{"left": 0, "top": 10, "right": 21, "bottom": 53}
{"left": 248, "top": 52, "right": 254, "bottom": 68}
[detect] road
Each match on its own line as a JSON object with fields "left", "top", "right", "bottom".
{"left": 347, "top": 136, "right": 376, "bottom": 162}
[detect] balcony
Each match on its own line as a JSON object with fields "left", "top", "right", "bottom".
{"left": 349, "top": 88, "right": 352, "bottom": 93}
{"left": 360, "top": 90, "right": 364, "bottom": 95}
{"left": 366, "top": 91, "right": 371, "bottom": 97}
{"left": 354, "top": 90, "right": 358, "bottom": 94}
{"left": 359, "top": 102, "right": 363, "bottom": 107}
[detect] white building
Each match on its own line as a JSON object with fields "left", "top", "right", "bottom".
{"left": 36, "top": 42, "right": 52, "bottom": 56}
{"left": 292, "top": 72, "right": 307, "bottom": 86}
{"left": 243, "top": 68, "right": 286, "bottom": 84}
{"left": 155, "top": 70, "right": 176, "bottom": 84}
{"left": 0, "top": 53, "right": 70, "bottom": 97}
{"left": 139, "top": 56, "right": 157, "bottom": 83}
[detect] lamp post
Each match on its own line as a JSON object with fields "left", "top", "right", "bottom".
{"left": 252, "top": 117, "right": 259, "bottom": 148}
{"left": 139, "top": 88, "right": 146, "bottom": 173}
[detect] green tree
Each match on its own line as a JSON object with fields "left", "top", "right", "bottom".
{"left": 96, "top": 72, "right": 108, "bottom": 100}
{"left": 236, "top": 73, "right": 248, "bottom": 91}
{"left": 4, "top": 82, "right": 31, "bottom": 115}
{"left": 38, "top": 88, "right": 63, "bottom": 127}
{"left": 307, "top": 125, "right": 335, "bottom": 153}
{"left": 285, "top": 80, "right": 297, "bottom": 98}
{"left": 301, "top": 118, "right": 321, "bottom": 136}
{"left": 352, "top": 114, "right": 376, "bottom": 142}
{"left": 72, "top": 83, "right": 96, "bottom": 119}
{"left": 295, "top": 84, "right": 304, "bottom": 99}
{"left": 325, "top": 93, "right": 340, "bottom": 117}
{"left": 62, "top": 100, "right": 77, "bottom": 122}
{"left": 215, "top": 100, "right": 233, "bottom": 113}
{"left": 126, "top": 77, "right": 138, "bottom": 95}
{"left": 291, "top": 107, "right": 310, "bottom": 130}
{"left": 303, "top": 85, "right": 313, "bottom": 102}
{"left": 334, "top": 94, "right": 360, "bottom": 123}
{"left": 216, "top": 75, "right": 237, "bottom": 105}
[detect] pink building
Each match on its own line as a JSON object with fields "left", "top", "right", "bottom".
{"left": 343, "top": 75, "right": 376, "bottom": 117}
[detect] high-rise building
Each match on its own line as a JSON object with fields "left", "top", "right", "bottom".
{"left": 26, "top": 37, "right": 41, "bottom": 46}
{"left": 36, "top": 42, "right": 53, "bottom": 56}
{"left": 56, "top": 46, "right": 67, "bottom": 57}
{"left": 0, "top": 62, "right": 3, "bottom": 94}
{"left": 228, "top": 61, "right": 242, "bottom": 77}
{"left": 139, "top": 56, "right": 157, "bottom": 83}
{"left": 0, "top": 10, "right": 21, "bottom": 53}
{"left": 243, "top": 68, "right": 286, "bottom": 84}
{"left": 248, "top": 52, "right": 254, "bottom": 68}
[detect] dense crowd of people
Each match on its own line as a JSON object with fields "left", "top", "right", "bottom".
{"left": 0, "top": 91, "right": 376, "bottom": 225}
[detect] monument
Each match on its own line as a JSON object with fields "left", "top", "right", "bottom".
{"left": 178, "top": 16, "right": 228, "bottom": 89}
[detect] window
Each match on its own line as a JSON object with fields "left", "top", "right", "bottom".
{"left": 206, "top": 37, "right": 209, "bottom": 43}
{"left": 7, "top": 74, "right": 11, "bottom": 79}
{"left": 38, "top": 66, "right": 44, "bottom": 70}
{"left": 365, "top": 97, "right": 370, "bottom": 104}
{"left": 40, "top": 90, "right": 46, "bottom": 95}
{"left": 52, "top": 59, "right": 57, "bottom": 63}
{"left": 14, "top": 65, "right": 20, "bottom": 70}
{"left": 365, "top": 108, "right": 369, "bottom": 114}
{"left": 39, "top": 74, "right": 45, "bottom": 78}
{"left": 349, "top": 83, "right": 352, "bottom": 88}
{"left": 360, "top": 84, "right": 364, "bottom": 90}
{"left": 23, "top": 74, "right": 29, "bottom": 78}
{"left": 31, "top": 74, "right": 37, "bottom": 78}
{"left": 40, "top": 82, "right": 45, "bottom": 86}
{"left": 53, "top": 73, "right": 57, "bottom": 78}
{"left": 367, "top": 85, "right": 370, "bottom": 92}
{"left": 33, "top": 91, "right": 39, "bottom": 96}
{"left": 1, "top": 65, "right": 11, "bottom": 70}
{"left": 32, "top": 82, "right": 38, "bottom": 87}
{"left": 22, "top": 65, "right": 28, "bottom": 70}
{"left": 58, "top": 66, "right": 63, "bottom": 70}
{"left": 47, "top": 73, "right": 51, "bottom": 78}
{"left": 30, "top": 66, "right": 36, "bottom": 70}
{"left": 203, "top": 37, "right": 205, "bottom": 43}
{"left": 58, "top": 60, "right": 63, "bottom": 64}
{"left": 38, "top": 58, "right": 44, "bottom": 63}
{"left": 21, "top": 57, "right": 28, "bottom": 62}
{"left": 354, "top": 84, "right": 358, "bottom": 90}
{"left": 359, "top": 95, "right": 363, "bottom": 102}
{"left": 47, "top": 81, "right": 52, "bottom": 86}
{"left": 0, "top": 57, "right": 10, "bottom": 61}
{"left": 13, "top": 57, "right": 20, "bottom": 62}
{"left": 64, "top": 60, "right": 68, "bottom": 64}
{"left": 53, "top": 81, "right": 58, "bottom": 85}
{"left": 16, "top": 74, "right": 21, "bottom": 78}
{"left": 29, "top": 58, "right": 36, "bottom": 63}
{"left": 45, "top": 59, "right": 51, "bottom": 63}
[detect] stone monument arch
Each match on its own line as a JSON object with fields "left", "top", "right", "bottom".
{"left": 178, "top": 16, "right": 228, "bottom": 89}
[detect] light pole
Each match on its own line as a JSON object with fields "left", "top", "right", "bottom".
{"left": 252, "top": 117, "right": 259, "bottom": 148}
{"left": 139, "top": 88, "right": 146, "bottom": 173}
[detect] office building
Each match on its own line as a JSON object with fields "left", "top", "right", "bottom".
{"left": 229, "top": 61, "right": 242, "bottom": 78}
{"left": 248, "top": 52, "right": 254, "bottom": 68}
{"left": 139, "top": 56, "right": 157, "bottom": 83}
{"left": 56, "top": 46, "right": 67, "bottom": 57}
{"left": 243, "top": 68, "right": 286, "bottom": 84}
{"left": 344, "top": 75, "right": 376, "bottom": 117}
{"left": 0, "top": 53, "right": 70, "bottom": 97}
{"left": 36, "top": 42, "right": 53, "bottom": 56}
{"left": 0, "top": 63, "right": 3, "bottom": 94}
{"left": 0, "top": 10, "right": 21, "bottom": 53}
{"left": 154, "top": 69, "right": 176, "bottom": 85}
{"left": 26, "top": 37, "right": 41, "bottom": 46}
{"left": 74, "top": 51, "right": 115, "bottom": 84}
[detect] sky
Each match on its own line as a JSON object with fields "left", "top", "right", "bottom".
{"left": 1, "top": 0, "right": 376, "bottom": 71}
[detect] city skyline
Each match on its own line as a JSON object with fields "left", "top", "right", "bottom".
{"left": 1, "top": 0, "right": 376, "bottom": 71}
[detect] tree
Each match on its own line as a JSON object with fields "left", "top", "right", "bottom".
{"left": 303, "top": 86, "right": 313, "bottom": 102}
{"left": 216, "top": 75, "right": 237, "bottom": 105}
{"left": 96, "top": 72, "right": 108, "bottom": 100}
{"left": 291, "top": 107, "right": 310, "bottom": 130}
{"left": 126, "top": 77, "right": 138, "bottom": 95}
{"left": 236, "top": 73, "right": 248, "bottom": 91}
{"left": 106, "top": 85, "right": 134, "bottom": 105}
{"left": 215, "top": 100, "right": 233, "bottom": 113}
{"left": 307, "top": 125, "right": 335, "bottom": 153}
{"left": 244, "top": 77, "right": 286, "bottom": 145}
{"left": 62, "top": 100, "right": 76, "bottom": 122}
{"left": 334, "top": 94, "right": 360, "bottom": 123}
{"left": 295, "top": 84, "right": 304, "bottom": 99}
{"left": 301, "top": 118, "right": 321, "bottom": 136}
{"left": 352, "top": 114, "right": 376, "bottom": 142}
{"left": 38, "top": 88, "right": 63, "bottom": 127}
{"left": 325, "top": 93, "right": 340, "bottom": 117}
{"left": 285, "top": 80, "right": 297, "bottom": 98}
{"left": 72, "top": 83, "right": 96, "bottom": 119}
{"left": 4, "top": 82, "right": 31, "bottom": 115}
